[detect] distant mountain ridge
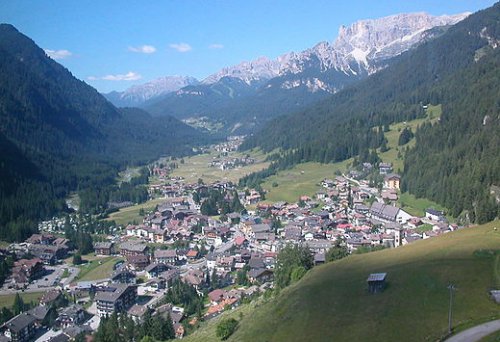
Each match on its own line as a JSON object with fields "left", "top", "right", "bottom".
{"left": 241, "top": 2, "right": 500, "bottom": 223}
{"left": 138, "top": 11, "right": 468, "bottom": 133}
{"left": 203, "top": 12, "right": 469, "bottom": 86}
{"left": 105, "top": 75, "right": 199, "bottom": 107}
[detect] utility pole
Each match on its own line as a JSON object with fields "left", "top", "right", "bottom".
{"left": 448, "top": 284, "right": 456, "bottom": 335}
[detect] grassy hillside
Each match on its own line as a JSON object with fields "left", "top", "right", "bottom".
{"left": 210, "top": 221, "right": 500, "bottom": 341}
{"left": 261, "top": 160, "right": 351, "bottom": 203}
{"left": 378, "top": 104, "right": 441, "bottom": 173}
{"left": 169, "top": 149, "right": 269, "bottom": 184}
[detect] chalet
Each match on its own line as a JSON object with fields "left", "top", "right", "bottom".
{"left": 26, "top": 233, "right": 55, "bottom": 246}
{"left": 381, "top": 190, "right": 398, "bottom": 202}
{"left": 111, "top": 269, "right": 136, "bottom": 284}
{"left": 370, "top": 202, "right": 413, "bottom": 224}
{"left": 27, "top": 305, "right": 51, "bottom": 328}
{"left": 346, "top": 238, "right": 372, "bottom": 253}
{"left": 248, "top": 268, "right": 274, "bottom": 284}
{"left": 28, "top": 245, "right": 59, "bottom": 265}
{"left": 249, "top": 223, "right": 271, "bottom": 238}
{"left": 128, "top": 304, "right": 148, "bottom": 323}
{"left": 10, "top": 258, "right": 45, "bottom": 287}
{"left": 126, "top": 254, "right": 149, "bottom": 271}
{"left": 56, "top": 304, "right": 85, "bottom": 328}
{"left": 248, "top": 256, "right": 265, "bottom": 270}
{"left": 145, "top": 263, "right": 170, "bottom": 279}
{"left": 367, "top": 273, "right": 387, "bottom": 293}
{"left": 425, "top": 208, "right": 446, "bottom": 222}
{"left": 245, "top": 190, "right": 261, "bottom": 205}
{"left": 154, "top": 249, "right": 177, "bottom": 265}
{"left": 94, "top": 242, "right": 113, "bottom": 256}
{"left": 119, "top": 242, "right": 148, "bottom": 257}
{"left": 206, "top": 253, "right": 217, "bottom": 270}
{"left": 182, "top": 269, "right": 205, "bottom": 290}
{"left": 379, "top": 163, "right": 393, "bottom": 175}
{"left": 95, "top": 284, "right": 137, "bottom": 317}
{"left": 2, "top": 313, "right": 36, "bottom": 342}
{"left": 208, "top": 289, "right": 226, "bottom": 304}
{"left": 159, "top": 269, "right": 179, "bottom": 287}
{"left": 384, "top": 174, "right": 401, "bottom": 190}
{"left": 284, "top": 226, "right": 302, "bottom": 242}
{"left": 40, "top": 290, "right": 63, "bottom": 307}
{"left": 305, "top": 240, "right": 333, "bottom": 253}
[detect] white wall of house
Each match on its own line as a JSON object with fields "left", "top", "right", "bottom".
{"left": 396, "top": 209, "right": 413, "bottom": 224}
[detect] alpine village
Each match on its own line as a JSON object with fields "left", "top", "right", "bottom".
{"left": 0, "top": 2, "right": 499, "bottom": 342}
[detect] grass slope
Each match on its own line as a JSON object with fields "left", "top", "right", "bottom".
{"left": 261, "top": 160, "right": 351, "bottom": 203}
{"left": 75, "top": 256, "right": 123, "bottom": 282}
{"left": 0, "top": 292, "right": 44, "bottom": 309}
{"left": 379, "top": 104, "right": 441, "bottom": 173}
{"left": 105, "top": 198, "right": 166, "bottom": 226}
{"left": 228, "top": 221, "right": 500, "bottom": 342}
{"left": 170, "top": 149, "right": 269, "bottom": 184}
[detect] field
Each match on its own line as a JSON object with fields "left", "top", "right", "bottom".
{"left": 170, "top": 149, "right": 269, "bottom": 184}
{"left": 379, "top": 104, "right": 442, "bottom": 172}
{"left": 217, "top": 220, "right": 500, "bottom": 341}
{"left": 261, "top": 160, "right": 352, "bottom": 203}
{"left": 399, "top": 192, "right": 447, "bottom": 217}
{"left": 0, "top": 292, "right": 45, "bottom": 309}
{"left": 75, "top": 256, "right": 123, "bottom": 282}
{"left": 105, "top": 198, "right": 166, "bottom": 226}
{"left": 183, "top": 299, "right": 264, "bottom": 342}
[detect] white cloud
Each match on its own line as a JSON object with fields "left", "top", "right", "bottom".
{"left": 44, "top": 49, "right": 73, "bottom": 60}
{"left": 128, "top": 45, "right": 156, "bottom": 54}
{"left": 209, "top": 43, "right": 224, "bottom": 49}
{"left": 87, "top": 71, "right": 142, "bottom": 81}
{"left": 169, "top": 43, "right": 192, "bottom": 52}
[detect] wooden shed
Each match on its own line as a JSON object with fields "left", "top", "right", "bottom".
{"left": 367, "top": 273, "right": 387, "bottom": 293}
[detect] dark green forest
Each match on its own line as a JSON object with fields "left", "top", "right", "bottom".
{"left": 0, "top": 24, "right": 212, "bottom": 241}
{"left": 240, "top": 3, "right": 500, "bottom": 223}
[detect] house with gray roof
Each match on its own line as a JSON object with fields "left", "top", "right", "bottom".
{"left": 2, "top": 313, "right": 36, "bottom": 342}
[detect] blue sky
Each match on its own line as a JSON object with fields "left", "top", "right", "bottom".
{"left": 0, "top": 0, "right": 496, "bottom": 93}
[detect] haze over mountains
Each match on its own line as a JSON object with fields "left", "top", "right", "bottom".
{"left": 105, "top": 12, "right": 468, "bottom": 133}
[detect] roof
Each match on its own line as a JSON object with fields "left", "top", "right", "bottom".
{"left": 94, "top": 284, "right": 135, "bottom": 303}
{"left": 251, "top": 223, "right": 271, "bottom": 234}
{"left": 120, "top": 242, "right": 147, "bottom": 252}
{"left": 370, "top": 202, "right": 400, "bottom": 221}
{"left": 128, "top": 304, "right": 148, "bottom": 317}
{"left": 94, "top": 242, "right": 113, "bottom": 249}
{"left": 367, "top": 273, "right": 387, "bottom": 282}
{"left": 4, "top": 313, "right": 36, "bottom": 332}
{"left": 426, "top": 208, "right": 444, "bottom": 216}
{"left": 154, "top": 249, "right": 177, "bottom": 258}
{"left": 28, "top": 305, "right": 50, "bottom": 320}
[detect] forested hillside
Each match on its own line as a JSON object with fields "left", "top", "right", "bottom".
{"left": 402, "top": 48, "right": 500, "bottom": 223}
{"left": 241, "top": 3, "right": 500, "bottom": 223}
{"left": 0, "top": 24, "right": 210, "bottom": 240}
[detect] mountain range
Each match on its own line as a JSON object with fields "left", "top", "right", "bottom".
{"left": 241, "top": 2, "right": 500, "bottom": 224}
{"left": 105, "top": 12, "right": 468, "bottom": 133}
{"left": 0, "top": 24, "right": 209, "bottom": 240}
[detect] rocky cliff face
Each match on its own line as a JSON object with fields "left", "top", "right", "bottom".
{"left": 203, "top": 12, "right": 469, "bottom": 89}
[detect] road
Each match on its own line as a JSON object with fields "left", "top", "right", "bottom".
{"left": 445, "top": 319, "right": 500, "bottom": 342}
